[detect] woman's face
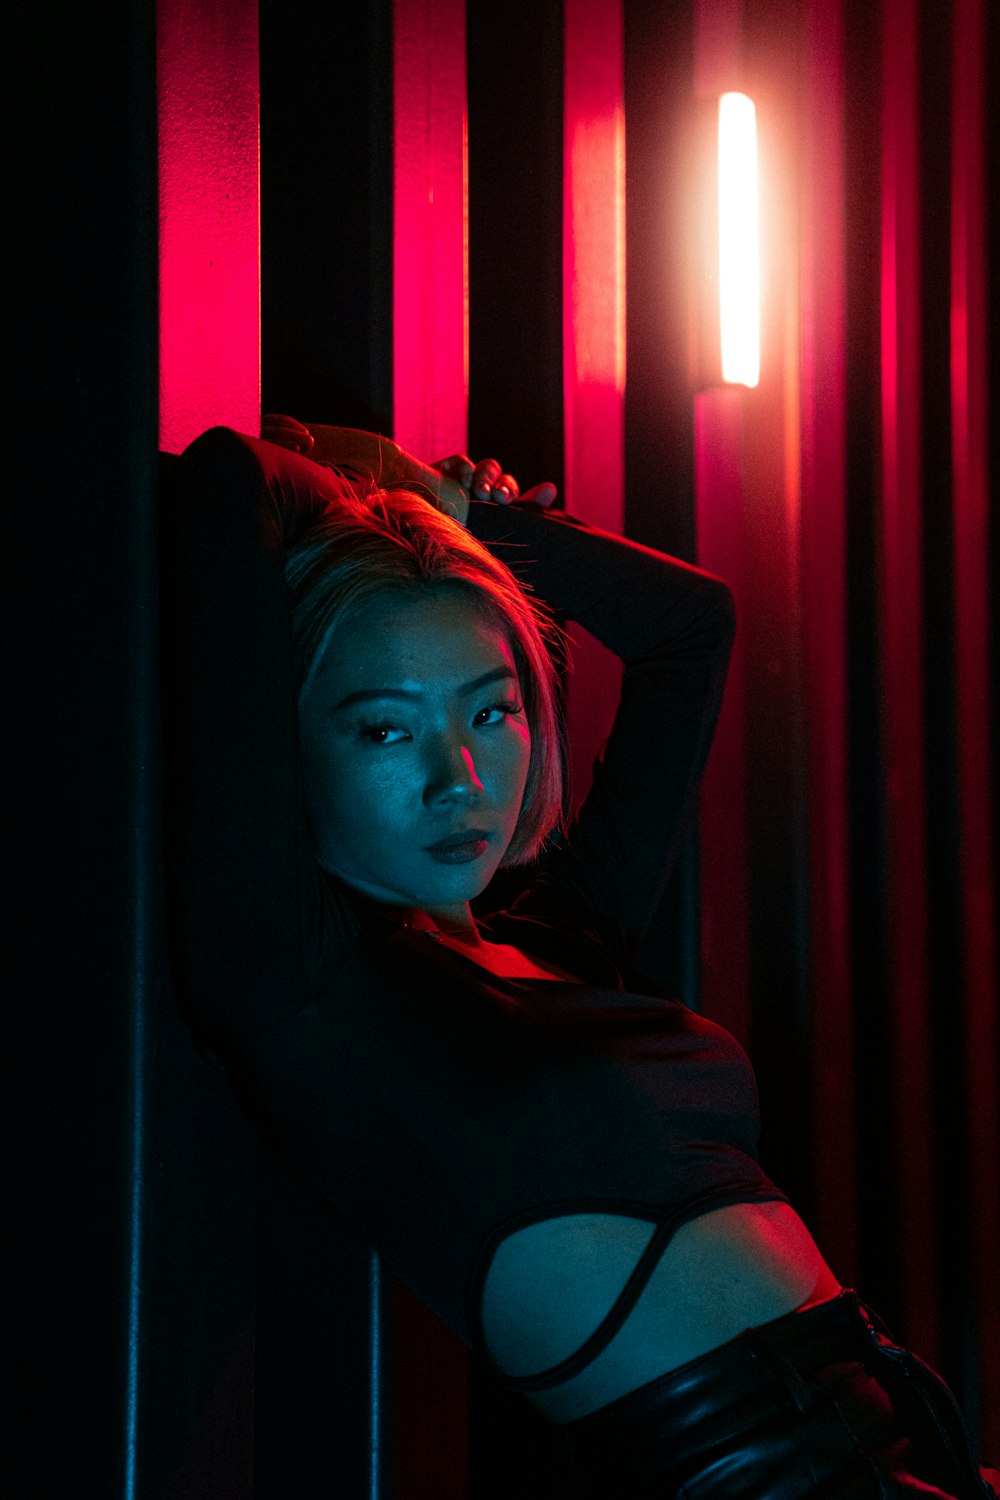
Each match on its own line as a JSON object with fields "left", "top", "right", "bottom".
{"left": 298, "top": 589, "right": 532, "bottom": 922}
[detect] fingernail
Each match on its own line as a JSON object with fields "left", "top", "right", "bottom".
{"left": 476, "top": 482, "right": 492, "bottom": 499}
{"left": 494, "top": 484, "right": 511, "bottom": 502}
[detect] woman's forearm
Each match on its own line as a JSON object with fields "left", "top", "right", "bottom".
{"left": 295, "top": 424, "right": 469, "bottom": 521}
{"left": 466, "top": 500, "right": 734, "bottom": 956}
{"left": 466, "top": 501, "right": 735, "bottom": 666}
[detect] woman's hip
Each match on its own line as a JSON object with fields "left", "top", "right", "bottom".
{"left": 557, "top": 1289, "right": 996, "bottom": 1500}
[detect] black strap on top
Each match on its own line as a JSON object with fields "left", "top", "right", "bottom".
{"left": 495, "top": 1218, "right": 680, "bottom": 1392}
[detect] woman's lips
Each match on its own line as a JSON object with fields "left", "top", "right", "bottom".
{"left": 425, "top": 840, "right": 491, "bottom": 864}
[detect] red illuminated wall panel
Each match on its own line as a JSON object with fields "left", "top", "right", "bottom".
{"left": 392, "top": 0, "right": 468, "bottom": 459}
{"left": 157, "top": 0, "right": 261, "bottom": 453}
{"left": 561, "top": 0, "right": 626, "bottom": 805}
{"left": 563, "top": 0, "right": 625, "bottom": 534}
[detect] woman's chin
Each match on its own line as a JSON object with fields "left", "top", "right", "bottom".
{"left": 320, "top": 857, "right": 501, "bottom": 912}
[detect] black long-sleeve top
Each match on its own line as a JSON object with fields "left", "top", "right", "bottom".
{"left": 163, "top": 426, "right": 785, "bottom": 1389}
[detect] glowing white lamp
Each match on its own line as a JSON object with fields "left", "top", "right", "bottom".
{"left": 717, "top": 92, "right": 760, "bottom": 388}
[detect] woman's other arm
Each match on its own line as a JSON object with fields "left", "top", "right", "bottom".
{"left": 466, "top": 502, "right": 735, "bottom": 966}
{"left": 162, "top": 427, "right": 360, "bottom": 1046}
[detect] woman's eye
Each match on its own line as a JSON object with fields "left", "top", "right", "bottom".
{"left": 474, "top": 700, "right": 523, "bottom": 727}
{"left": 359, "top": 722, "right": 409, "bottom": 745}
{"left": 357, "top": 702, "right": 522, "bottom": 741}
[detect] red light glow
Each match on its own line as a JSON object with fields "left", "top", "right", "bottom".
{"left": 718, "top": 92, "right": 759, "bottom": 387}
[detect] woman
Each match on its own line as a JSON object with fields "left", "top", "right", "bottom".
{"left": 163, "top": 417, "right": 996, "bottom": 1498}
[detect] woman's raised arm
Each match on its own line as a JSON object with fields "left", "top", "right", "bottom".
{"left": 162, "top": 427, "right": 361, "bottom": 1048}
{"left": 466, "top": 501, "right": 735, "bottom": 967}
{"left": 263, "top": 415, "right": 472, "bottom": 521}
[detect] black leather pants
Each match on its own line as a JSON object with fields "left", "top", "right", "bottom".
{"left": 559, "top": 1290, "right": 997, "bottom": 1499}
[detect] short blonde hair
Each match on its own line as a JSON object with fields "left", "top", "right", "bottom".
{"left": 284, "top": 479, "right": 566, "bottom": 866}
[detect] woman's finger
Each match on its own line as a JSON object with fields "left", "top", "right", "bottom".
{"left": 433, "top": 453, "right": 475, "bottom": 487}
{"left": 471, "top": 458, "right": 503, "bottom": 499}
{"left": 492, "top": 472, "right": 520, "bottom": 504}
{"left": 519, "top": 482, "right": 558, "bottom": 508}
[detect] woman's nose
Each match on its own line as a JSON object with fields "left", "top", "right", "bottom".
{"left": 424, "top": 742, "right": 485, "bottom": 805}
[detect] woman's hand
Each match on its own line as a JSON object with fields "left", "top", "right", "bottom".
{"left": 433, "top": 454, "right": 558, "bottom": 511}
{"left": 259, "top": 416, "right": 557, "bottom": 526}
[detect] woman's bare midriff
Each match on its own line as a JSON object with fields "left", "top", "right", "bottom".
{"left": 480, "top": 1203, "right": 842, "bottom": 1423}
{"left": 442, "top": 936, "right": 842, "bottom": 1422}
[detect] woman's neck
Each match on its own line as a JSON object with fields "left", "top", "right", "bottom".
{"left": 401, "top": 903, "right": 484, "bottom": 946}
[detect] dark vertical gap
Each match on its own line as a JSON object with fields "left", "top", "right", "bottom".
{"left": 623, "top": 0, "right": 700, "bottom": 1005}
{"left": 976, "top": 0, "right": 999, "bottom": 1452}
{"left": 623, "top": 0, "right": 696, "bottom": 564}
{"left": 466, "top": 11, "right": 568, "bottom": 1495}
{"left": 917, "top": 0, "right": 969, "bottom": 1408}
{"left": 467, "top": 0, "right": 565, "bottom": 491}
{"left": 254, "top": 1155, "right": 381, "bottom": 1500}
{"left": 10, "top": 0, "right": 161, "bottom": 1490}
{"left": 465, "top": 0, "right": 566, "bottom": 935}
{"left": 259, "top": 0, "right": 393, "bottom": 430}
{"left": 740, "top": 0, "right": 815, "bottom": 1220}
{"left": 842, "top": 0, "right": 898, "bottom": 1329}
{"left": 123, "top": 0, "right": 162, "bottom": 1484}
{"left": 257, "top": 5, "right": 393, "bottom": 1496}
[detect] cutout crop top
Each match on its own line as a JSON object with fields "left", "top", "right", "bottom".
{"left": 162, "top": 427, "right": 787, "bottom": 1365}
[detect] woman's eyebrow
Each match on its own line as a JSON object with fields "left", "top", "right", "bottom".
{"left": 333, "top": 666, "right": 517, "bottom": 713}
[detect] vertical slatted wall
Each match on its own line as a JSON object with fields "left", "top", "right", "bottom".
{"left": 390, "top": 0, "right": 998, "bottom": 1477}
{"left": 690, "top": 0, "right": 997, "bottom": 1456}
{"left": 110, "top": 0, "right": 994, "bottom": 1493}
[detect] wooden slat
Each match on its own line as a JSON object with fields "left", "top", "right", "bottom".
{"left": 798, "top": 0, "right": 857, "bottom": 1280}
{"left": 950, "top": 0, "right": 999, "bottom": 1451}
{"left": 693, "top": 3, "right": 752, "bottom": 1050}
{"left": 878, "top": 0, "right": 940, "bottom": 1367}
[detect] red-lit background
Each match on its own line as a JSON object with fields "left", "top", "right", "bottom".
{"left": 19, "top": 0, "right": 990, "bottom": 1493}
{"left": 156, "top": 0, "right": 996, "bottom": 1485}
